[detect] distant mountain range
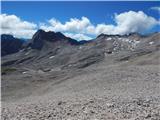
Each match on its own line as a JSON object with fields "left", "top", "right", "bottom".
{"left": 1, "top": 34, "right": 25, "bottom": 56}
{"left": 1, "top": 29, "right": 159, "bottom": 70}
{"left": 1, "top": 29, "right": 90, "bottom": 56}
{"left": 2, "top": 29, "right": 159, "bottom": 57}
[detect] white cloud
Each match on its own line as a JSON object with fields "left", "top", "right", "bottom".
{"left": 40, "top": 17, "right": 91, "bottom": 33}
{"left": 151, "top": 6, "right": 160, "bottom": 12}
{"left": 64, "top": 33, "right": 93, "bottom": 41}
{"left": 113, "top": 11, "right": 159, "bottom": 35}
{"left": 40, "top": 17, "right": 93, "bottom": 40}
{"left": 0, "top": 14, "right": 37, "bottom": 38}
{"left": 40, "top": 11, "right": 159, "bottom": 40}
{"left": 88, "top": 11, "right": 158, "bottom": 35}
{"left": 1, "top": 11, "right": 159, "bottom": 40}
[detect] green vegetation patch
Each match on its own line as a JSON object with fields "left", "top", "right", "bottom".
{"left": 1, "top": 67, "right": 17, "bottom": 75}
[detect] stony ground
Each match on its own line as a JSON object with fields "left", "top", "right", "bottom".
{"left": 2, "top": 97, "right": 160, "bottom": 120}
{"left": 2, "top": 63, "right": 160, "bottom": 120}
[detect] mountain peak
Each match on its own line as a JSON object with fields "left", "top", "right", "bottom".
{"left": 36, "top": 29, "right": 46, "bottom": 33}
{"left": 27, "top": 30, "right": 68, "bottom": 49}
{"left": 26, "top": 29, "right": 89, "bottom": 50}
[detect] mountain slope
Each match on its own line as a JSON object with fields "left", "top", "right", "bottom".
{"left": 1, "top": 31, "right": 160, "bottom": 120}
{"left": 2, "top": 31, "right": 159, "bottom": 69}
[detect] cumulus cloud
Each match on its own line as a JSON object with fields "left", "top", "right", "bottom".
{"left": 1, "top": 11, "right": 159, "bottom": 40}
{"left": 113, "top": 11, "right": 159, "bottom": 34}
{"left": 0, "top": 14, "right": 37, "bottom": 38}
{"left": 40, "top": 17, "right": 91, "bottom": 33}
{"left": 40, "top": 11, "right": 159, "bottom": 40}
{"left": 64, "top": 33, "right": 93, "bottom": 41}
{"left": 89, "top": 11, "right": 158, "bottom": 35}
{"left": 150, "top": 6, "right": 160, "bottom": 12}
{"left": 40, "top": 17, "right": 93, "bottom": 40}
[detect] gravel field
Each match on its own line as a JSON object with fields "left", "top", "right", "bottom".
{"left": 2, "top": 64, "right": 160, "bottom": 120}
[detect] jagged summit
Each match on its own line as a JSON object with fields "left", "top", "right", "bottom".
{"left": 96, "top": 33, "right": 125, "bottom": 38}
{"left": 96, "top": 32, "right": 142, "bottom": 38}
{"left": 26, "top": 29, "right": 89, "bottom": 50}
{"left": 27, "top": 29, "right": 68, "bottom": 49}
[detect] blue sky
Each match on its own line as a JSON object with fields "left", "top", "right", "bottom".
{"left": 1, "top": 1, "right": 160, "bottom": 40}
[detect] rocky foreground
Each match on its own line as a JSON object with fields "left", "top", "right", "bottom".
{"left": 2, "top": 64, "right": 160, "bottom": 120}
{"left": 2, "top": 97, "right": 160, "bottom": 120}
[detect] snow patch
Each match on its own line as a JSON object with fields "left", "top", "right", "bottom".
{"left": 149, "top": 41, "right": 154, "bottom": 45}
{"left": 121, "top": 38, "right": 140, "bottom": 47}
{"left": 106, "top": 37, "right": 112, "bottom": 41}
{"left": 22, "top": 71, "right": 27, "bottom": 74}
{"left": 49, "top": 56, "right": 55, "bottom": 59}
{"left": 135, "top": 40, "right": 140, "bottom": 44}
{"left": 25, "top": 52, "right": 30, "bottom": 55}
